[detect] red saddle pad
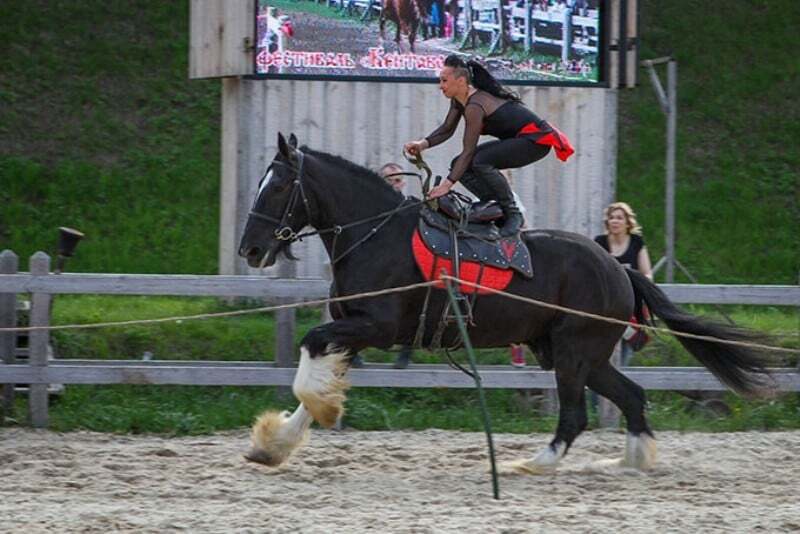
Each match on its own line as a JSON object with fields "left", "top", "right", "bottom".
{"left": 411, "top": 229, "right": 513, "bottom": 294}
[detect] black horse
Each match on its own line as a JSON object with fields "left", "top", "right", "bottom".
{"left": 238, "top": 133, "right": 774, "bottom": 473}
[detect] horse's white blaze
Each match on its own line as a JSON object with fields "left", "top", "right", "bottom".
{"left": 292, "top": 345, "right": 350, "bottom": 428}
{"left": 622, "top": 432, "right": 657, "bottom": 470}
{"left": 257, "top": 169, "right": 274, "bottom": 198}
{"left": 247, "top": 405, "right": 312, "bottom": 466}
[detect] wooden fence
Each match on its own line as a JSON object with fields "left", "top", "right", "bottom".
{"left": 1, "top": 250, "right": 798, "bottom": 428}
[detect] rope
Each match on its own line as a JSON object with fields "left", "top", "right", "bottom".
{"left": 438, "top": 275, "right": 800, "bottom": 355}
{"left": 0, "top": 280, "right": 438, "bottom": 333}
{"left": 2, "top": 273, "right": 796, "bottom": 356}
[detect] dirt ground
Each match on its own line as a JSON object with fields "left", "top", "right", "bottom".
{"left": 1, "top": 427, "right": 799, "bottom": 532}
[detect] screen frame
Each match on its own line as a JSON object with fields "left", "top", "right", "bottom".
{"left": 250, "top": 0, "right": 609, "bottom": 87}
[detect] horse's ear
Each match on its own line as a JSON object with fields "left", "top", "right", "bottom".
{"left": 277, "top": 132, "right": 290, "bottom": 157}
{"left": 288, "top": 133, "right": 298, "bottom": 148}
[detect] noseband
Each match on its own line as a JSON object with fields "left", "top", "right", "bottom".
{"left": 248, "top": 151, "right": 311, "bottom": 242}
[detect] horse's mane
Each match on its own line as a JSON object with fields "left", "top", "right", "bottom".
{"left": 302, "top": 146, "right": 403, "bottom": 198}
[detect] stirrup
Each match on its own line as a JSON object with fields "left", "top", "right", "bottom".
{"left": 445, "top": 291, "right": 474, "bottom": 324}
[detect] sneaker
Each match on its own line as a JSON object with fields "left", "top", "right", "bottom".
{"left": 350, "top": 354, "right": 365, "bottom": 368}
{"left": 510, "top": 345, "right": 526, "bottom": 368}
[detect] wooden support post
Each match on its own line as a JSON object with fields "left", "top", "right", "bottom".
{"left": 28, "top": 252, "right": 51, "bottom": 428}
{"left": 598, "top": 343, "right": 622, "bottom": 428}
{"left": 541, "top": 387, "right": 558, "bottom": 417}
{"left": 665, "top": 59, "right": 678, "bottom": 283}
{"left": 0, "top": 250, "right": 19, "bottom": 424}
{"left": 275, "top": 258, "right": 296, "bottom": 399}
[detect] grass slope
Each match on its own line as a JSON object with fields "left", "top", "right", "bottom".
{"left": 0, "top": 1, "right": 220, "bottom": 273}
{"left": 617, "top": 1, "right": 799, "bottom": 283}
{"left": 0, "top": 0, "right": 797, "bottom": 281}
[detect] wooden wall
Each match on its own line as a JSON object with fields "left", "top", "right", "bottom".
{"left": 218, "top": 79, "right": 619, "bottom": 277}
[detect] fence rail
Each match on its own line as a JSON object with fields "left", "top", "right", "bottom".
{"left": 3, "top": 361, "right": 799, "bottom": 390}
{"left": 1, "top": 272, "right": 798, "bottom": 304}
{"left": 0, "top": 249, "right": 798, "bottom": 428}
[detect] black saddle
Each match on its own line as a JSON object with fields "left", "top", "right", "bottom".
{"left": 419, "top": 198, "right": 533, "bottom": 279}
{"left": 437, "top": 194, "right": 504, "bottom": 224}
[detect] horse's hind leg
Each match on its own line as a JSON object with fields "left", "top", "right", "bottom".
{"left": 394, "top": 25, "right": 403, "bottom": 52}
{"left": 587, "top": 362, "right": 657, "bottom": 470}
{"left": 409, "top": 21, "right": 418, "bottom": 52}
{"left": 503, "top": 327, "right": 592, "bottom": 474}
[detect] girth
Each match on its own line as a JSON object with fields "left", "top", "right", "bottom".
{"left": 410, "top": 203, "right": 534, "bottom": 351}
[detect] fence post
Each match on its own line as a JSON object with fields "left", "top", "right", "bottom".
{"left": 561, "top": 8, "right": 572, "bottom": 63}
{"left": 28, "top": 252, "right": 51, "bottom": 428}
{"left": 0, "top": 250, "right": 19, "bottom": 424}
{"left": 524, "top": 0, "right": 532, "bottom": 53}
{"left": 275, "top": 258, "right": 296, "bottom": 398}
{"left": 597, "top": 342, "right": 622, "bottom": 428}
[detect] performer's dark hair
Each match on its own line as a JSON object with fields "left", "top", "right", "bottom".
{"left": 443, "top": 54, "right": 520, "bottom": 102}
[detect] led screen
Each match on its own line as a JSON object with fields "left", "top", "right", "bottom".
{"left": 255, "top": 0, "right": 605, "bottom": 85}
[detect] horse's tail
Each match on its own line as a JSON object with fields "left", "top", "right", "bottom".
{"left": 626, "top": 269, "right": 776, "bottom": 398}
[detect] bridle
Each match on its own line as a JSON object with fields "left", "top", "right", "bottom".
{"left": 247, "top": 150, "right": 312, "bottom": 242}
{"left": 246, "top": 148, "right": 423, "bottom": 263}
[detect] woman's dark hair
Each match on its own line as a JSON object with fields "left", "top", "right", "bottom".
{"left": 443, "top": 54, "right": 520, "bottom": 102}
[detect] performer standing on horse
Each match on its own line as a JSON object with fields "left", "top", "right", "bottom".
{"left": 404, "top": 54, "right": 574, "bottom": 237}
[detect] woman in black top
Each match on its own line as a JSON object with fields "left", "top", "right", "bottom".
{"left": 404, "top": 54, "right": 574, "bottom": 237}
{"left": 593, "top": 202, "right": 653, "bottom": 277}
{"left": 594, "top": 201, "right": 653, "bottom": 366}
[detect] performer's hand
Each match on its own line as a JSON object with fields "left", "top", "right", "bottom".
{"left": 403, "top": 140, "right": 426, "bottom": 157}
{"left": 427, "top": 180, "right": 452, "bottom": 199}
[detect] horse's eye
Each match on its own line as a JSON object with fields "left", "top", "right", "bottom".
{"left": 273, "top": 176, "right": 291, "bottom": 193}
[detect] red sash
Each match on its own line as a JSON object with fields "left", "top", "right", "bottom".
{"left": 518, "top": 122, "right": 575, "bottom": 162}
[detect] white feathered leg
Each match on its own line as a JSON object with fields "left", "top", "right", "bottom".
{"left": 245, "top": 404, "right": 313, "bottom": 466}
{"left": 622, "top": 432, "right": 657, "bottom": 470}
{"left": 292, "top": 345, "right": 351, "bottom": 428}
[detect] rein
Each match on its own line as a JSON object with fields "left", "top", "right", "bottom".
{"left": 247, "top": 149, "right": 424, "bottom": 264}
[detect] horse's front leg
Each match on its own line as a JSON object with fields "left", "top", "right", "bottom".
{"left": 246, "top": 316, "right": 394, "bottom": 466}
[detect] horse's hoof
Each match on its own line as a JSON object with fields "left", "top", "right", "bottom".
{"left": 248, "top": 408, "right": 311, "bottom": 468}
{"left": 244, "top": 448, "right": 282, "bottom": 467}
{"left": 622, "top": 432, "right": 657, "bottom": 470}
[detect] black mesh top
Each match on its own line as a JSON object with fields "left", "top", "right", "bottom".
{"left": 424, "top": 90, "right": 547, "bottom": 183}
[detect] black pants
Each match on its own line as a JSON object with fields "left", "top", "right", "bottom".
{"left": 452, "top": 138, "right": 551, "bottom": 200}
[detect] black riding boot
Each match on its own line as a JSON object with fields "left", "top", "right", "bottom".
{"left": 472, "top": 165, "right": 523, "bottom": 237}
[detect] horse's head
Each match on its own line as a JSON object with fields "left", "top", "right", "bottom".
{"left": 238, "top": 132, "right": 309, "bottom": 268}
